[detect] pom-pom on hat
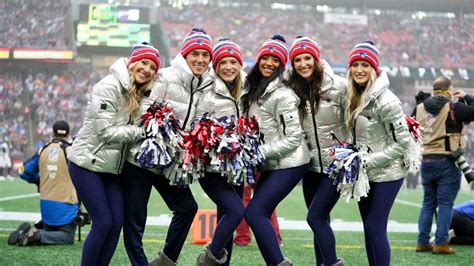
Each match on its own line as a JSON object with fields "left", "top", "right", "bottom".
{"left": 53, "top": 120, "right": 70, "bottom": 136}
{"left": 181, "top": 28, "right": 213, "bottom": 59}
{"left": 129, "top": 42, "right": 161, "bottom": 73}
{"left": 256, "top": 34, "right": 289, "bottom": 68}
{"left": 212, "top": 38, "right": 244, "bottom": 71}
{"left": 348, "top": 41, "right": 380, "bottom": 75}
{"left": 289, "top": 36, "right": 321, "bottom": 64}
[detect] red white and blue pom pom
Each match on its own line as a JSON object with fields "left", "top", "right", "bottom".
{"left": 134, "top": 101, "right": 183, "bottom": 169}
{"left": 324, "top": 144, "right": 369, "bottom": 202}
{"left": 404, "top": 116, "right": 424, "bottom": 175}
{"left": 164, "top": 114, "right": 264, "bottom": 186}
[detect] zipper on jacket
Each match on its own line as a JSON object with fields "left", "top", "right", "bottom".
{"left": 352, "top": 118, "right": 357, "bottom": 145}
{"left": 279, "top": 114, "right": 287, "bottom": 136}
{"left": 116, "top": 115, "right": 132, "bottom": 173}
{"left": 234, "top": 100, "right": 240, "bottom": 117}
{"left": 389, "top": 123, "right": 398, "bottom": 143}
{"left": 310, "top": 102, "right": 324, "bottom": 172}
{"left": 182, "top": 78, "right": 214, "bottom": 129}
{"left": 92, "top": 142, "right": 106, "bottom": 155}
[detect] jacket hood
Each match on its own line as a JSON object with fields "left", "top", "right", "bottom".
{"left": 423, "top": 95, "right": 450, "bottom": 115}
{"left": 321, "top": 59, "right": 337, "bottom": 92}
{"left": 365, "top": 70, "right": 390, "bottom": 103}
{"left": 109, "top": 58, "right": 131, "bottom": 90}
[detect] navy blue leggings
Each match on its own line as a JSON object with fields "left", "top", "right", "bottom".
{"left": 303, "top": 171, "right": 335, "bottom": 266}
{"left": 245, "top": 165, "right": 308, "bottom": 265}
{"left": 68, "top": 162, "right": 124, "bottom": 266}
{"left": 199, "top": 172, "right": 244, "bottom": 265}
{"left": 358, "top": 178, "right": 403, "bottom": 266}
{"left": 122, "top": 162, "right": 198, "bottom": 265}
{"left": 306, "top": 173, "right": 340, "bottom": 265}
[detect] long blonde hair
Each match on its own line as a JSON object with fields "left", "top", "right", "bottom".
{"left": 345, "top": 68, "right": 377, "bottom": 130}
{"left": 124, "top": 61, "right": 156, "bottom": 117}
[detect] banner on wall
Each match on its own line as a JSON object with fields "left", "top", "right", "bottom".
{"left": 13, "top": 49, "right": 74, "bottom": 60}
{"left": 0, "top": 48, "right": 9, "bottom": 59}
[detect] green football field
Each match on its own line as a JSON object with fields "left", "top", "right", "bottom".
{"left": 1, "top": 179, "right": 473, "bottom": 265}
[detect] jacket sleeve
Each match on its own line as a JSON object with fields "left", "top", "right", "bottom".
{"left": 453, "top": 95, "right": 474, "bottom": 123}
{"left": 361, "top": 99, "right": 411, "bottom": 170}
{"left": 18, "top": 152, "right": 40, "bottom": 184}
{"left": 259, "top": 92, "right": 303, "bottom": 159}
{"left": 88, "top": 83, "right": 145, "bottom": 144}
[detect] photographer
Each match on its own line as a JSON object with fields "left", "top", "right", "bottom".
{"left": 8, "top": 121, "right": 78, "bottom": 246}
{"left": 415, "top": 77, "right": 474, "bottom": 254}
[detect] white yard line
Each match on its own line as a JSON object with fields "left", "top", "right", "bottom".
{"left": 394, "top": 199, "right": 422, "bottom": 208}
{"left": 0, "top": 193, "right": 39, "bottom": 202}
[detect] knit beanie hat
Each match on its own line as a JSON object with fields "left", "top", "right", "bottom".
{"left": 289, "top": 36, "right": 321, "bottom": 64}
{"left": 256, "top": 34, "right": 289, "bottom": 68}
{"left": 181, "top": 28, "right": 213, "bottom": 59}
{"left": 212, "top": 38, "right": 244, "bottom": 71}
{"left": 348, "top": 41, "right": 380, "bottom": 75}
{"left": 129, "top": 42, "right": 161, "bottom": 73}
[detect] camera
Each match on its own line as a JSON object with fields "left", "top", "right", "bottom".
{"left": 75, "top": 211, "right": 92, "bottom": 226}
{"left": 452, "top": 149, "right": 473, "bottom": 184}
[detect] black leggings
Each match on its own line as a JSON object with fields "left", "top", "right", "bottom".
{"left": 245, "top": 165, "right": 308, "bottom": 265}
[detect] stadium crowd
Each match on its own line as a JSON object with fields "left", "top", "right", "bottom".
{"left": 0, "top": 0, "right": 69, "bottom": 49}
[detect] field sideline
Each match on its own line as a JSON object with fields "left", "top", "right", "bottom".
{"left": 0, "top": 179, "right": 473, "bottom": 265}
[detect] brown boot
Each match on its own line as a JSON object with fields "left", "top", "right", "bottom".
{"left": 149, "top": 251, "right": 178, "bottom": 266}
{"left": 432, "top": 242, "right": 455, "bottom": 254}
{"left": 277, "top": 258, "right": 293, "bottom": 266}
{"left": 333, "top": 258, "right": 344, "bottom": 266}
{"left": 196, "top": 245, "right": 227, "bottom": 266}
{"left": 415, "top": 244, "right": 433, "bottom": 252}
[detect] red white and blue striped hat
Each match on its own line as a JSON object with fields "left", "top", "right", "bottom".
{"left": 181, "top": 28, "right": 213, "bottom": 59}
{"left": 212, "top": 38, "right": 244, "bottom": 71}
{"left": 348, "top": 41, "right": 380, "bottom": 75}
{"left": 129, "top": 42, "right": 160, "bottom": 73}
{"left": 256, "top": 35, "right": 289, "bottom": 68}
{"left": 289, "top": 36, "right": 321, "bottom": 64}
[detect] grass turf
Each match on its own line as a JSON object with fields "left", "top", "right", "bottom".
{"left": 1, "top": 179, "right": 473, "bottom": 265}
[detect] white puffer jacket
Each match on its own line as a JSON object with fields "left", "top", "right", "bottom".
{"left": 68, "top": 58, "right": 146, "bottom": 174}
{"left": 194, "top": 70, "right": 248, "bottom": 173}
{"left": 248, "top": 77, "right": 310, "bottom": 171}
{"left": 300, "top": 61, "right": 349, "bottom": 173}
{"left": 353, "top": 71, "right": 411, "bottom": 182}
{"left": 126, "top": 54, "right": 214, "bottom": 169}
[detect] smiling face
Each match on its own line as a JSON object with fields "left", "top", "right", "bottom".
{"left": 131, "top": 59, "right": 157, "bottom": 84}
{"left": 185, "top": 49, "right": 211, "bottom": 77}
{"left": 293, "top": 53, "right": 316, "bottom": 81}
{"left": 258, "top": 55, "right": 281, "bottom": 78}
{"left": 350, "top": 60, "right": 372, "bottom": 86}
{"left": 216, "top": 56, "right": 242, "bottom": 83}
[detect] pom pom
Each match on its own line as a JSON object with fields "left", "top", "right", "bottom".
{"left": 271, "top": 34, "right": 286, "bottom": 43}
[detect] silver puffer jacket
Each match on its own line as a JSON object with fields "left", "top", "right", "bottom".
{"left": 194, "top": 70, "right": 248, "bottom": 173}
{"left": 68, "top": 58, "right": 146, "bottom": 174}
{"left": 248, "top": 77, "right": 310, "bottom": 171}
{"left": 353, "top": 71, "right": 410, "bottom": 182}
{"left": 126, "top": 54, "right": 214, "bottom": 169}
{"left": 299, "top": 61, "right": 349, "bottom": 173}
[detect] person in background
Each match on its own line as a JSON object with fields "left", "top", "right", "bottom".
{"left": 449, "top": 200, "right": 474, "bottom": 245}
{"left": 415, "top": 77, "right": 474, "bottom": 254}
{"left": 9, "top": 120, "right": 78, "bottom": 246}
{"left": 121, "top": 28, "right": 214, "bottom": 266}
{"left": 0, "top": 136, "right": 13, "bottom": 180}
{"left": 286, "top": 36, "right": 348, "bottom": 266}
{"left": 243, "top": 34, "right": 310, "bottom": 266}
{"left": 345, "top": 41, "right": 410, "bottom": 266}
{"left": 68, "top": 42, "right": 160, "bottom": 266}
{"left": 193, "top": 37, "right": 246, "bottom": 266}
